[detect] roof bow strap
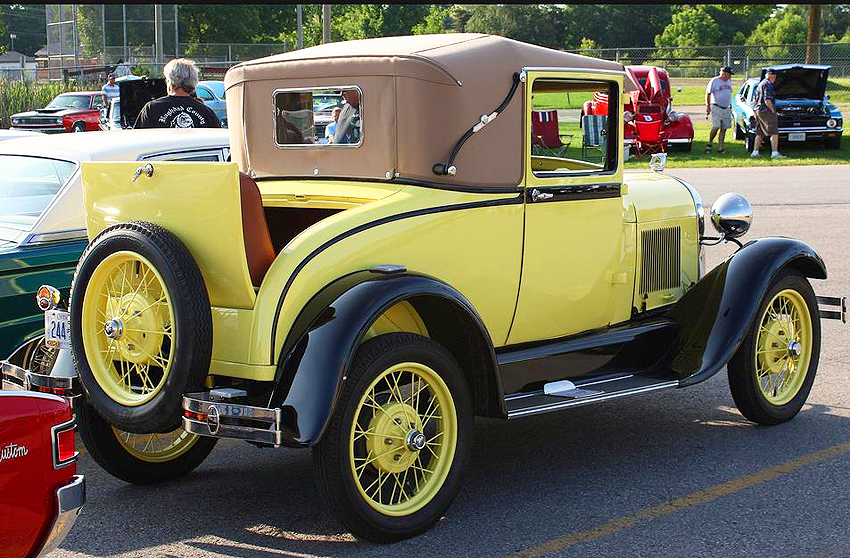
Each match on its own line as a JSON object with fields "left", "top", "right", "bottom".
{"left": 432, "top": 72, "right": 521, "bottom": 176}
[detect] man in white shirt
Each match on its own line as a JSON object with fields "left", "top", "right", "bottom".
{"left": 101, "top": 73, "right": 119, "bottom": 102}
{"left": 704, "top": 66, "right": 734, "bottom": 153}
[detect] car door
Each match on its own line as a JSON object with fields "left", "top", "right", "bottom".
{"left": 507, "top": 71, "right": 634, "bottom": 345}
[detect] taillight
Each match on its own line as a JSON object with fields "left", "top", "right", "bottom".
{"left": 52, "top": 418, "right": 77, "bottom": 468}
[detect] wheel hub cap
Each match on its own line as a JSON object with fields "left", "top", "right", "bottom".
{"left": 366, "top": 401, "right": 424, "bottom": 474}
{"left": 406, "top": 430, "right": 427, "bottom": 451}
{"left": 788, "top": 341, "right": 802, "bottom": 358}
{"left": 103, "top": 318, "right": 123, "bottom": 340}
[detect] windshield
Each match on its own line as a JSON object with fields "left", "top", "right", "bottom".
{"left": 0, "top": 156, "right": 77, "bottom": 230}
{"left": 313, "top": 94, "right": 342, "bottom": 114}
{"left": 46, "top": 95, "right": 91, "bottom": 109}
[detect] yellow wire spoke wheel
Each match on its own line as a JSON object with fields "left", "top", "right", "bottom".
{"left": 111, "top": 426, "right": 199, "bottom": 463}
{"left": 349, "top": 362, "right": 458, "bottom": 517}
{"left": 754, "top": 288, "right": 813, "bottom": 406}
{"left": 81, "top": 250, "right": 175, "bottom": 407}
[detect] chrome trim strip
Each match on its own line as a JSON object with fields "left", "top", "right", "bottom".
{"left": 35, "top": 475, "right": 85, "bottom": 558}
{"left": 522, "top": 67, "right": 625, "bottom": 76}
{"left": 507, "top": 380, "right": 679, "bottom": 418}
{"left": 51, "top": 417, "right": 78, "bottom": 469}
{"left": 777, "top": 126, "right": 840, "bottom": 133}
{"left": 22, "top": 228, "right": 87, "bottom": 245}
{"left": 504, "top": 374, "right": 637, "bottom": 402}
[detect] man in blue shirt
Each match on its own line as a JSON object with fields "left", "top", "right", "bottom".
{"left": 101, "top": 73, "right": 119, "bottom": 102}
{"left": 750, "top": 69, "right": 784, "bottom": 158}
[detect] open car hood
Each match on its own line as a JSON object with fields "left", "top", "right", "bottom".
{"left": 119, "top": 78, "right": 166, "bottom": 128}
{"left": 761, "top": 65, "right": 829, "bottom": 101}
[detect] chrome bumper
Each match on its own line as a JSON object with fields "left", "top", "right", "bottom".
{"left": 35, "top": 475, "right": 85, "bottom": 557}
{"left": 1, "top": 360, "right": 79, "bottom": 395}
{"left": 183, "top": 392, "right": 284, "bottom": 446}
{"left": 818, "top": 296, "right": 846, "bottom": 323}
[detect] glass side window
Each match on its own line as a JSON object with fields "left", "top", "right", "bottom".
{"left": 0, "top": 156, "right": 77, "bottom": 230}
{"left": 92, "top": 95, "right": 105, "bottom": 109}
{"left": 273, "top": 86, "right": 361, "bottom": 147}
{"left": 530, "top": 80, "right": 617, "bottom": 177}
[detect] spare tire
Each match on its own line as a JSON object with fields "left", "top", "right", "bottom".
{"left": 70, "top": 221, "right": 212, "bottom": 433}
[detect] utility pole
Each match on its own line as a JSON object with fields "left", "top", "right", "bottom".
{"left": 322, "top": 5, "right": 331, "bottom": 44}
{"left": 296, "top": 5, "right": 303, "bottom": 49}
{"left": 805, "top": 4, "right": 822, "bottom": 64}
{"left": 154, "top": 4, "right": 164, "bottom": 74}
{"left": 9, "top": 33, "right": 15, "bottom": 52}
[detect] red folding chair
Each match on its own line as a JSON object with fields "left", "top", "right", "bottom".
{"left": 633, "top": 115, "right": 667, "bottom": 157}
{"left": 531, "top": 109, "right": 573, "bottom": 157}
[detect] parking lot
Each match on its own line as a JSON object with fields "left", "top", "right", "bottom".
{"left": 52, "top": 164, "right": 849, "bottom": 558}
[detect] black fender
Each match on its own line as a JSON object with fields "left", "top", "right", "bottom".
{"left": 268, "top": 269, "right": 501, "bottom": 447}
{"left": 667, "top": 237, "right": 826, "bottom": 387}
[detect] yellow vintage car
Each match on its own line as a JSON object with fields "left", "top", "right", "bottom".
{"left": 3, "top": 34, "right": 845, "bottom": 542}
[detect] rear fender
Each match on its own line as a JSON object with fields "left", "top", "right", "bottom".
{"left": 667, "top": 237, "right": 826, "bottom": 386}
{"left": 269, "top": 270, "right": 501, "bottom": 446}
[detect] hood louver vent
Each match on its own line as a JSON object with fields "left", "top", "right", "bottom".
{"left": 640, "top": 226, "right": 681, "bottom": 294}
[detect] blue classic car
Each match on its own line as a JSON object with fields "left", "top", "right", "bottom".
{"left": 196, "top": 80, "right": 228, "bottom": 127}
{"left": 732, "top": 64, "right": 843, "bottom": 151}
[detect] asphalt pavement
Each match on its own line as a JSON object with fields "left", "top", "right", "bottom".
{"left": 51, "top": 165, "right": 850, "bottom": 558}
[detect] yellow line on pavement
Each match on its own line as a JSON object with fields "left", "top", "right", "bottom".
{"left": 508, "top": 439, "right": 850, "bottom": 558}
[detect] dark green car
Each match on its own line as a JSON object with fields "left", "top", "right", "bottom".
{"left": 0, "top": 129, "right": 230, "bottom": 370}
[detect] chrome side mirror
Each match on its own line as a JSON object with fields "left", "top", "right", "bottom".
{"left": 710, "top": 193, "right": 752, "bottom": 239}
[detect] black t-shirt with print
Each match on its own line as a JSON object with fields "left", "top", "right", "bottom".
{"left": 134, "top": 95, "right": 221, "bottom": 129}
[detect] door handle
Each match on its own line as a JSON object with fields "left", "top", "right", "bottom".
{"left": 131, "top": 163, "right": 154, "bottom": 182}
{"left": 531, "top": 189, "right": 553, "bottom": 202}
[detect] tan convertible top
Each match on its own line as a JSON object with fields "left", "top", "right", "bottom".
{"left": 225, "top": 33, "right": 631, "bottom": 187}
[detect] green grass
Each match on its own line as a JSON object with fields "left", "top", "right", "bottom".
{"left": 624, "top": 122, "right": 849, "bottom": 169}
{"left": 671, "top": 78, "right": 850, "bottom": 106}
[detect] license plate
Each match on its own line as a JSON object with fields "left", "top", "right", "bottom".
{"left": 44, "top": 310, "right": 70, "bottom": 350}
{"left": 788, "top": 132, "right": 806, "bottom": 142}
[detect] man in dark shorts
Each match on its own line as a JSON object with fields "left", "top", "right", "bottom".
{"left": 134, "top": 58, "right": 221, "bottom": 129}
{"left": 750, "top": 68, "right": 783, "bottom": 158}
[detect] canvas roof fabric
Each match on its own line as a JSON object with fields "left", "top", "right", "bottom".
{"left": 225, "top": 33, "right": 632, "bottom": 187}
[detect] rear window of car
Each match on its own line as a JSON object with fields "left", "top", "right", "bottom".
{"left": 273, "top": 86, "right": 362, "bottom": 147}
{"left": 0, "top": 155, "right": 77, "bottom": 230}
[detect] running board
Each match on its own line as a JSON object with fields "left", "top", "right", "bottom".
{"left": 505, "top": 374, "right": 679, "bottom": 419}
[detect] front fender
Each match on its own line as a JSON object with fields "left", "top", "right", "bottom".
{"left": 667, "top": 237, "right": 826, "bottom": 387}
{"left": 269, "top": 270, "right": 497, "bottom": 447}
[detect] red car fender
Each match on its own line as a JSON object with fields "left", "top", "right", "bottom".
{"left": 0, "top": 393, "right": 76, "bottom": 558}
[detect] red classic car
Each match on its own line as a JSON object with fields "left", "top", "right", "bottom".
{"left": 11, "top": 92, "right": 107, "bottom": 133}
{"left": 0, "top": 389, "right": 84, "bottom": 558}
{"left": 583, "top": 65, "right": 693, "bottom": 156}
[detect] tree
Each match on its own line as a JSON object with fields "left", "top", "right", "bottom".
{"left": 806, "top": 5, "right": 822, "bottom": 63}
{"left": 0, "top": 4, "right": 47, "bottom": 56}
{"left": 412, "top": 5, "right": 452, "bottom": 35}
{"left": 655, "top": 7, "right": 721, "bottom": 48}
{"left": 746, "top": 5, "right": 808, "bottom": 61}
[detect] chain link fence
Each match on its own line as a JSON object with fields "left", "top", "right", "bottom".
{"left": 567, "top": 42, "right": 850, "bottom": 84}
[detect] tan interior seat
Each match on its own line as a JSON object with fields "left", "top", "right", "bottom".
{"left": 239, "top": 172, "right": 275, "bottom": 287}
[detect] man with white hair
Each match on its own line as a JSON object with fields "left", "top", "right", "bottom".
{"left": 134, "top": 58, "right": 221, "bottom": 129}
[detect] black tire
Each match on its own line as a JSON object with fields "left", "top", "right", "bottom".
{"left": 727, "top": 270, "right": 821, "bottom": 425}
{"left": 826, "top": 135, "right": 841, "bottom": 149}
{"left": 70, "top": 221, "right": 212, "bottom": 433}
{"left": 76, "top": 401, "right": 217, "bottom": 484}
{"left": 744, "top": 133, "right": 756, "bottom": 153}
{"left": 71, "top": 121, "right": 86, "bottom": 133}
{"left": 313, "top": 333, "right": 472, "bottom": 542}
